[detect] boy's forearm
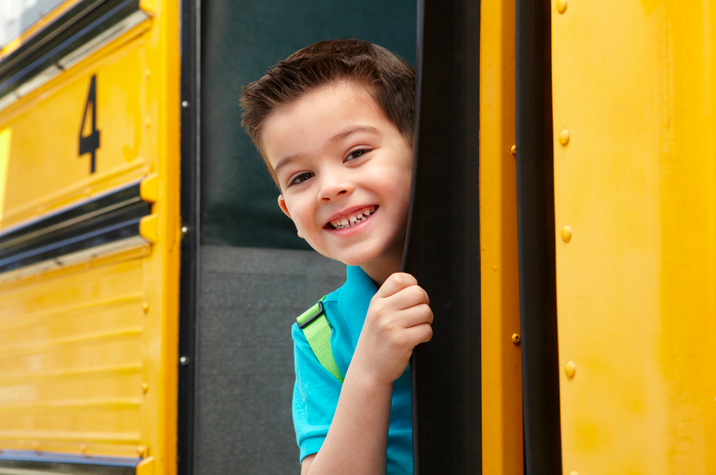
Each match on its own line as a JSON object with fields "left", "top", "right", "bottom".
{"left": 303, "top": 363, "right": 393, "bottom": 475}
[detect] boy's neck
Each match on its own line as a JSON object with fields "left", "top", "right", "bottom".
{"left": 360, "top": 254, "right": 403, "bottom": 287}
{"left": 358, "top": 233, "right": 407, "bottom": 285}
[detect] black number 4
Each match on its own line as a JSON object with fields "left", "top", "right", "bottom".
{"left": 79, "top": 75, "right": 101, "bottom": 173}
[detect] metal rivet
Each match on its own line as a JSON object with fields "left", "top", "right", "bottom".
{"left": 511, "top": 333, "right": 521, "bottom": 345}
{"left": 559, "top": 128, "right": 571, "bottom": 145}
{"left": 561, "top": 226, "right": 573, "bottom": 243}
{"left": 180, "top": 356, "right": 189, "bottom": 366}
{"left": 557, "top": 0, "right": 568, "bottom": 14}
{"left": 565, "top": 361, "right": 577, "bottom": 379}
{"left": 181, "top": 226, "right": 189, "bottom": 235}
{"left": 493, "top": 266, "right": 497, "bottom": 271}
{"left": 510, "top": 145, "right": 517, "bottom": 156}
{"left": 145, "top": 69, "right": 151, "bottom": 78}
{"left": 181, "top": 100, "right": 189, "bottom": 108}
{"left": 141, "top": 383, "right": 149, "bottom": 393}
{"left": 145, "top": 118, "right": 151, "bottom": 128}
{"left": 142, "top": 303, "right": 150, "bottom": 313}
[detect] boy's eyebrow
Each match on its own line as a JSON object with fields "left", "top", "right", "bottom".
{"left": 273, "top": 154, "right": 304, "bottom": 178}
{"left": 273, "top": 126, "right": 381, "bottom": 176}
{"left": 329, "top": 125, "right": 381, "bottom": 143}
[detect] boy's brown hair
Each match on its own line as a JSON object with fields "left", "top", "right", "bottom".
{"left": 240, "top": 38, "right": 415, "bottom": 184}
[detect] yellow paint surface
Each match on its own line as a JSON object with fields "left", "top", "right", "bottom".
{"left": 0, "top": 0, "right": 181, "bottom": 472}
{"left": 0, "top": 127, "right": 10, "bottom": 224}
{"left": 0, "top": 250, "right": 148, "bottom": 454}
{"left": 479, "top": 0, "right": 523, "bottom": 472}
{"left": 552, "top": 1, "right": 716, "bottom": 473}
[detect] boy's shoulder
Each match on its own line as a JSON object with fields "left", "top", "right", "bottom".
{"left": 292, "top": 273, "right": 346, "bottom": 334}
{"left": 295, "top": 265, "right": 374, "bottom": 319}
{"left": 293, "top": 266, "right": 376, "bottom": 339}
{"left": 292, "top": 266, "right": 378, "bottom": 349}
{"left": 294, "top": 286, "right": 344, "bottom": 335}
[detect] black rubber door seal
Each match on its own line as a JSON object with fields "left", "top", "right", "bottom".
{"left": 515, "top": 0, "right": 563, "bottom": 472}
{"left": 403, "top": 0, "right": 482, "bottom": 472}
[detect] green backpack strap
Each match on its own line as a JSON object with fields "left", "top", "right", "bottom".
{"left": 296, "top": 297, "right": 344, "bottom": 384}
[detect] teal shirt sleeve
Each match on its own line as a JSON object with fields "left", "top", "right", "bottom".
{"left": 291, "top": 320, "right": 342, "bottom": 462}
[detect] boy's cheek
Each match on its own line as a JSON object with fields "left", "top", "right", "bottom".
{"left": 278, "top": 198, "right": 305, "bottom": 238}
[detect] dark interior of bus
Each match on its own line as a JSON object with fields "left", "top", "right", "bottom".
{"left": 194, "top": 1, "right": 415, "bottom": 473}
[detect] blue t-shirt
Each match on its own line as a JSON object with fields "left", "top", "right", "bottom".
{"left": 292, "top": 265, "right": 413, "bottom": 474}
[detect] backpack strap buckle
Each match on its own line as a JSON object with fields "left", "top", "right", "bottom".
{"left": 296, "top": 298, "right": 344, "bottom": 383}
{"left": 297, "top": 300, "right": 325, "bottom": 329}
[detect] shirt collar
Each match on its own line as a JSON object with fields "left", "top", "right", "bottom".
{"left": 337, "top": 266, "right": 378, "bottom": 311}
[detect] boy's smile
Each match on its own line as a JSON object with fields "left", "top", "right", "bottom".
{"left": 327, "top": 205, "right": 376, "bottom": 229}
{"left": 261, "top": 81, "right": 413, "bottom": 283}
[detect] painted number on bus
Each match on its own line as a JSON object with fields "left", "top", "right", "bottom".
{"left": 79, "top": 75, "right": 101, "bottom": 173}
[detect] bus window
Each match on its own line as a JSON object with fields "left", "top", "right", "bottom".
{"left": 0, "top": 0, "right": 66, "bottom": 47}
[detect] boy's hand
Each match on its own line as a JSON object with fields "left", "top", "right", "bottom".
{"left": 352, "top": 273, "right": 433, "bottom": 386}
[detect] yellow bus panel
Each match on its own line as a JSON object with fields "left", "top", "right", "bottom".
{"left": 0, "top": 26, "right": 152, "bottom": 230}
{"left": 0, "top": 0, "right": 180, "bottom": 473}
{"left": 479, "top": 0, "right": 523, "bottom": 472}
{"left": 0, "top": 247, "right": 149, "bottom": 455}
{"left": 552, "top": 1, "right": 716, "bottom": 473}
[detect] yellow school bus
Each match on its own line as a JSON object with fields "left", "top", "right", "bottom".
{"left": 0, "top": 0, "right": 179, "bottom": 473}
{"left": 0, "top": 0, "right": 713, "bottom": 474}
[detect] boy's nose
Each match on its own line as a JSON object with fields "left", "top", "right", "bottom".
{"left": 319, "top": 187, "right": 349, "bottom": 203}
{"left": 317, "top": 176, "right": 353, "bottom": 202}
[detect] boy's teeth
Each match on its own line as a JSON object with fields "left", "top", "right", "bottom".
{"left": 330, "top": 206, "right": 376, "bottom": 229}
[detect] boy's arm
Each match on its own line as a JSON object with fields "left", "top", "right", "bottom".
{"left": 300, "top": 454, "right": 316, "bottom": 474}
{"left": 302, "top": 272, "right": 433, "bottom": 475}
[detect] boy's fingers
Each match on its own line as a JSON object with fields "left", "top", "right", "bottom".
{"left": 404, "top": 322, "right": 433, "bottom": 345}
{"left": 390, "top": 284, "right": 430, "bottom": 308}
{"left": 399, "top": 303, "right": 433, "bottom": 328}
{"left": 375, "top": 272, "right": 419, "bottom": 298}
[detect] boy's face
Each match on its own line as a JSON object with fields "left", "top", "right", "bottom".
{"left": 262, "top": 81, "right": 413, "bottom": 279}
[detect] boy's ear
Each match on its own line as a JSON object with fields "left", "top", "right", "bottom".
{"left": 277, "top": 195, "right": 291, "bottom": 219}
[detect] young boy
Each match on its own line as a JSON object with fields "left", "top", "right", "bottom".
{"left": 241, "top": 39, "right": 433, "bottom": 475}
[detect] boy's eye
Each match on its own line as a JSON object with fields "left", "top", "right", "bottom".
{"left": 288, "top": 172, "right": 314, "bottom": 186}
{"left": 345, "top": 149, "right": 370, "bottom": 161}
